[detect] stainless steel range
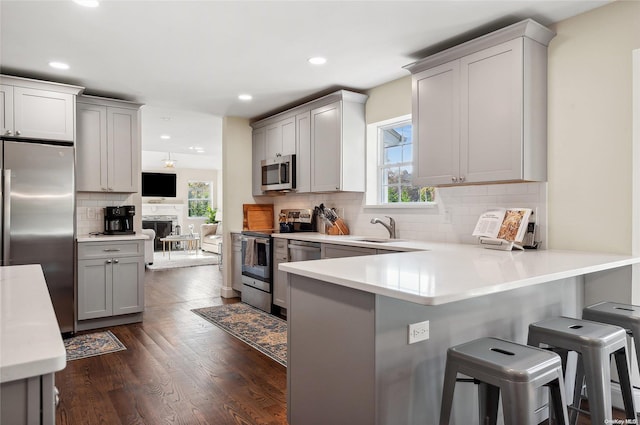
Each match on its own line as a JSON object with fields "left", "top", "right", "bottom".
{"left": 241, "top": 230, "right": 274, "bottom": 313}
{"left": 240, "top": 208, "right": 316, "bottom": 314}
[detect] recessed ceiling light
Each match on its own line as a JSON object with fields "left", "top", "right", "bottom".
{"left": 159, "top": 116, "right": 171, "bottom": 121}
{"left": 73, "top": 0, "right": 100, "bottom": 7}
{"left": 49, "top": 61, "right": 69, "bottom": 70}
{"left": 238, "top": 94, "right": 253, "bottom": 101}
{"left": 308, "top": 57, "right": 327, "bottom": 65}
{"left": 160, "top": 134, "right": 171, "bottom": 140}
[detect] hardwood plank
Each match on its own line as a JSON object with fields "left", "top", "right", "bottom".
{"left": 56, "top": 265, "right": 287, "bottom": 425}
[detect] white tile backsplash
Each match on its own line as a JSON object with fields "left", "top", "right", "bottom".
{"left": 270, "top": 182, "right": 547, "bottom": 246}
{"left": 76, "top": 193, "right": 135, "bottom": 235}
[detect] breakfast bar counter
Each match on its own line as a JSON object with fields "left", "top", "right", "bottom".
{"left": 1, "top": 264, "right": 66, "bottom": 425}
{"left": 280, "top": 246, "right": 640, "bottom": 425}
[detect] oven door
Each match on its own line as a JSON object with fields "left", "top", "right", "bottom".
{"left": 241, "top": 236, "right": 272, "bottom": 280}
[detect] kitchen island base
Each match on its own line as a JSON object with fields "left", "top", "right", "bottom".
{"left": 287, "top": 274, "right": 583, "bottom": 425}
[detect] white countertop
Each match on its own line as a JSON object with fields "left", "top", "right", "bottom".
{"left": 0, "top": 265, "right": 66, "bottom": 383}
{"left": 278, "top": 235, "right": 640, "bottom": 305}
{"left": 272, "top": 232, "right": 424, "bottom": 251}
{"left": 77, "top": 233, "right": 149, "bottom": 242}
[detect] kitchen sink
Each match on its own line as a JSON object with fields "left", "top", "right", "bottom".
{"left": 355, "top": 238, "right": 406, "bottom": 243}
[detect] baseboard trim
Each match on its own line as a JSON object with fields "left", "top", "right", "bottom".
{"left": 221, "top": 287, "right": 239, "bottom": 299}
{"left": 611, "top": 381, "right": 640, "bottom": 413}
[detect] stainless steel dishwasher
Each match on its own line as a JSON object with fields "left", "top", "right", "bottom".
{"left": 288, "top": 240, "right": 321, "bottom": 262}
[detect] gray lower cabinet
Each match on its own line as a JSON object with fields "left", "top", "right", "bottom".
{"left": 272, "top": 238, "right": 289, "bottom": 308}
{"left": 77, "top": 240, "right": 144, "bottom": 330}
{"left": 1, "top": 373, "right": 56, "bottom": 425}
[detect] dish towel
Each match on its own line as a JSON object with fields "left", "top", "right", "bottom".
{"left": 244, "top": 237, "right": 256, "bottom": 266}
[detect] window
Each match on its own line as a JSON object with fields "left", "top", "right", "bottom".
{"left": 378, "top": 119, "right": 434, "bottom": 204}
{"left": 187, "top": 181, "right": 212, "bottom": 218}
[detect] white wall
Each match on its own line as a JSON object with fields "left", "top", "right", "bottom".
{"left": 221, "top": 116, "right": 255, "bottom": 296}
{"left": 141, "top": 167, "right": 218, "bottom": 231}
{"left": 547, "top": 1, "right": 640, "bottom": 253}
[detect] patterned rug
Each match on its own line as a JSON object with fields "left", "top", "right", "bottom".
{"left": 192, "top": 303, "right": 287, "bottom": 367}
{"left": 64, "top": 330, "right": 126, "bottom": 361}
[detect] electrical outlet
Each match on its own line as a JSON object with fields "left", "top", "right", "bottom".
{"left": 443, "top": 208, "right": 452, "bottom": 224}
{"left": 87, "top": 207, "right": 96, "bottom": 220}
{"left": 408, "top": 320, "right": 430, "bottom": 344}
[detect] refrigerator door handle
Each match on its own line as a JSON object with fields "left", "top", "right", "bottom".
{"left": 3, "top": 169, "right": 10, "bottom": 265}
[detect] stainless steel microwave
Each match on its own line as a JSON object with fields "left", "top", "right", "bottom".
{"left": 261, "top": 154, "right": 296, "bottom": 191}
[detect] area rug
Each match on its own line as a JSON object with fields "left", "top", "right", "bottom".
{"left": 192, "top": 303, "right": 287, "bottom": 367}
{"left": 146, "top": 250, "right": 219, "bottom": 270}
{"left": 64, "top": 330, "right": 126, "bottom": 361}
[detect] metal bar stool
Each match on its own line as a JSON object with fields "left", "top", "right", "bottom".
{"left": 528, "top": 316, "right": 636, "bottom": 425}
{"left": 583, "top": 301, "right": 640, "bottom": 373}
{"left": 439, "top": 337, "right": 570, "bottom": 425}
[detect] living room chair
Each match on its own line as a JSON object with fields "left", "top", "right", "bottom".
{"left": 201, "top": 223, "right": 222, "bottom": 255}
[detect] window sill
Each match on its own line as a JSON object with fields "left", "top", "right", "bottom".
{"left": 363, "top": 202, "right": 438, "bottom": 210}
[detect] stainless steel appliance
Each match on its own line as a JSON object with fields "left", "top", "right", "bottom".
{"left": 104, "top": 205, "right": 135, "bottom": 235}
{"left": 241, "top": 230, "right": 273, "bottom": 313}
{"left": 1, "top": 139, "right": 75, "bottom": 333}
{"left": 278, "top": 208, "right": 316, "bottom": 233}
{"left": 261, "top": 154, "right": 295, "bottom": 192}
{"left": 288, "top": 240, "right": 321, "bottom": 262}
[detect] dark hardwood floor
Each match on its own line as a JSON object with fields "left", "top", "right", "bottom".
{"left": 55, "top": 264, "right": 628, "bottom": 424}
{"left": 56, "top": 265, "right": 287, "bottom": 425}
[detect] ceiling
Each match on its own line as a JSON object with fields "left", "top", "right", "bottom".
{"left": 0, "top": 0, "right": 609, "bottom": 170}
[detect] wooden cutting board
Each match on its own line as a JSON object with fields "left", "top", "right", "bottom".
{"left": 243, "top": 204, "right": 274, "bottom": 231}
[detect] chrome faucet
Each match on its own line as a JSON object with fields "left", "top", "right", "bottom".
{"left": 370, "top": 216, "right": 396, "bottom": 239}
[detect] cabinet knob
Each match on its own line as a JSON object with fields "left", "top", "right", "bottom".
{"left": 114, "top": 259, "right": 119, "bottom": 264}
{"left": 102, "top": 188, "right": 108, "bottom": 191}
{"left": 451, "top": 177, "right": 458, "bottom": 183}
{"left": 15, "top": 130, "right": 21, "bottom": 136}
{"left": 106, "top": 259, "right": 112, "bottom": 264}
{"left": 459, "top": 176, "right": 465, "bottom": 182}
{"left": 5, "top": 130, "right": 11, "bottom": 136}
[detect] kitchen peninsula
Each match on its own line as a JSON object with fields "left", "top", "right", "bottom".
{"left": 1, "top": 265, "right": 66, "bottom": 425}
{"left": 279, "top": 242, "right": 640, "bottom": 424}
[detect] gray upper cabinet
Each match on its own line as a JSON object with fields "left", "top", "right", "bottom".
{"left": 251, "top": 90, "right": 367, "bottom": 195}
{"left": 265, "top": 116, "right": 296, "bottom": 158}
{"left": 76, "top": 95, "right": 142, "bottom": 193}
{"left": 405, "top": 19, "right": 555, "bottom": 186}
{"left": 0, "top": 75, "right": 82, "bottom": 142}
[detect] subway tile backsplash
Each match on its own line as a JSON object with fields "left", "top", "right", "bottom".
{"left": 271, "top": 182, "right": 547, "bottom": 247}
{"left": 76, "top": 192, "right": 135, "bottom": 236}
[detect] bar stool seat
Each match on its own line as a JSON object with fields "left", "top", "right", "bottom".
{"left": 583, "top": 301, "right": 640, "bottom": 368}
{"left": 528, "top": 316, "right": 636, "bottom": 425}
{"left": 440, "top": 337, "right": 569, "bottom": 425}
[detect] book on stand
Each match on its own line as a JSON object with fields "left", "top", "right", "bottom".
{"left": 472, "top": 208, "right": 533, "bottom": 251}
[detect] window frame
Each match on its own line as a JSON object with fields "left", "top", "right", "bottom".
{"left": 187, "top": 180, "right": 212, "bottom": 218}
{"left": 365, "top": 115, "right": 436, "bottom": 208}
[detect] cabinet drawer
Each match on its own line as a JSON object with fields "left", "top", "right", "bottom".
{"left": 274, "top": 238, "right": 288, "bottom": 260}
{"left": 78, "top": 240, "right": 143, "bottom": 260}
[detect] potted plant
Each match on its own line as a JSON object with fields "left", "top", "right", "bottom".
{"left": 205, "top": 206, "right": 219, "bottom": 224}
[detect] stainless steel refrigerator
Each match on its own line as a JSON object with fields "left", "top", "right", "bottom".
{"left": 1, "top": 139, "right": 75, "bottom": 333}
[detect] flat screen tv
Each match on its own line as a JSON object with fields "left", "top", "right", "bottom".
{"left": 141, "top": 172, "right": 177, "bottom": 197}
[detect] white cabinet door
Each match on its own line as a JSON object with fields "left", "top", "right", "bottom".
{"left": 295, "top": 111, "right": 311, "bottom": 193}
{"left": 311, "top": 101, "right": 342, "bottom": 192}
{"left": 0, "top": 84, "right": 14, "bottom": 137}
{"left": 265, "top": 117, "right": 296, "bottom": 158}
{"left": 12, "top": 87, "right": 74, "bottom": 141}
{"left": 108, "top": 107, "right": 138, "bottom": 192}
{"left": 76, "top": 103, "right": 108, "bottom": 191}
{"left": 76, "top": 100, "right": 139, "bottom": 193}
{"left": 252, "top": 127, "right": 266, "bottom": 196}
{"left": 461, "top": 38, "right": 523, "bottom": 183}
{"left": 413, "top": 61, "right": 460, "bottom": 186}
{"left": 272, "top": 238, "right": 289, "bottom": 308}
{"left": 77, "top": 258, "right": 112, "bottom": 320}
{"left": 112, "top": 256, "right": 144, "bottom": 316}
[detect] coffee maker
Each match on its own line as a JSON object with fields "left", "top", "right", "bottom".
{"left": 104, "top": 205, "right": 135, "bottom": 235}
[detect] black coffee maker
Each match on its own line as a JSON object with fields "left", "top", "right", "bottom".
{"left": 104, "top": 205, "right": 135, "bottom": 235}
